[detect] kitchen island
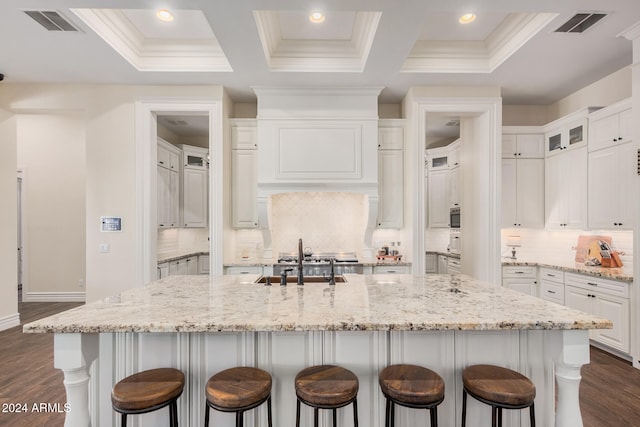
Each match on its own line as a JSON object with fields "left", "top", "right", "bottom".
{"left": 24, "top": 274, "right": 610, "bottom": 427}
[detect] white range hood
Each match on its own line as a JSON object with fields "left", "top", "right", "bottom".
{"left": 253, "top": 87, "right": 383, "bottom": 259}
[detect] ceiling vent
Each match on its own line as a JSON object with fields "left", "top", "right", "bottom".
{"left": 554, "top": 13, "right": 606, "bottom": 33}
{"left": 24, "top": 10, "right": 78, "bottom": 32}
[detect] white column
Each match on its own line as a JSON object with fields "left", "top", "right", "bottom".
{"left": 549, "top": 330, "right": 590, "bottom": 427}
{"left": 618, "top": 20, "right": 640, "bottom": 370}
{"left": 54, "top": 333, "right": 99, "bottom": 427}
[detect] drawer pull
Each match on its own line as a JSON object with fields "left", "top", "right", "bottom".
{"left": 240, "top": 271, "right": 250, "bottom": 274}
{"left": 387, "top": 270, "right": 396, "bottom": 273}
{"left": 546, "top": 273, "right": 556, "bottom": 277}
{"left": 587, "top": 282, "right": 598, "bottom": 287}
{"left": 547, "top": 290, "right": 556, "bottom": 294}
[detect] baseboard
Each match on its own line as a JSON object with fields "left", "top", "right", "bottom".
{"left": 590, "top": 340, "right": 632, "bottom": 362}
{"left": 0, "top": 312, "right": 21, "bottom": 332}
{"left": 23, "top": 291, "right": 86, "bottom": 302}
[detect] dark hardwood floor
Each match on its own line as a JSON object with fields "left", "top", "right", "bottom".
{"left": 1, "top": 301, "right": 639, "bottom": 426}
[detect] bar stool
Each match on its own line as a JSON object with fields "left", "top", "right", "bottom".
{"left": 204, "top": 366, "right": 272, "bottom": 427}
{"left": 111, "top": 368, "right": 185, "bottom": 427}
{"left": 295, "top": 365, "right": 359, "bottom": 427}
{"left": 379, "top": 364, "right": 445, "bottom": 427}
{"left": 462, "top": 364, "right": 536, "bottom": 427}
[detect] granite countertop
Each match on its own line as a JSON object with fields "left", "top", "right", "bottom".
{"left": 224, "top": 260, "right": 413, "bottom": 267}
{"left": 502, "top": 259, "right": 633, "bottom": 283}
{"left": 426, "top": 250, "right": 460, "bottom": 259}
{"left": 24, "top": 274, "right": 610, "bottom": 334}
{"left": 158, "top": 251, "right": 209, "bottom": 264}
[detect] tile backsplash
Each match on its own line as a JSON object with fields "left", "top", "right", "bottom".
{"left": 269, "top": 192, "right": 368, "bottom": 256}
{"left": 158, "top": 228, "right": 209, "bottom": 257}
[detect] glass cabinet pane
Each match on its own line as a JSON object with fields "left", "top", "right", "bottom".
{"left": 187, "top": 155, "right": 204, "bottom": 167}
{"left": 432, "top": 156, "right": 448, "bottom": 168}
{"left": 548, "top": 133, "right": 562, "bottom": 151}
{"left": 569, "top": 125, "right": 584, "bottom": 145}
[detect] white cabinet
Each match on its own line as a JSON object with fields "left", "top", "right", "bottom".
{"left": 502, "top": 266, "right": 537, "bottom": 296}
{"left": 448, "top": 166, "right": 461, "bottom": 208}
{"left": 544, "top": 118, "right": 587, "bottom": 156}
{"left": 182, "top": 168, "right": 208, "bottom": 227}
{"left": 502, "top": 158, "right": 544, "bottom": 228}
{"left": 198, "top": 255, "right": 210, "bottom": 275}
{"left": 373, "top": 265, "right": 410, "bottom": 274}
{"left": 231, "top": 120, "right": 259, "bottom": 229}
{"left": 588, "top": 140, "right": 639, "bottom": 229}
{"left": 169, "top": 258, "right": 188, "bottom": 275}
{"left": 377, "top": 121, "right": 404, "bottom": 228}
{"left": 539, "top": 267, "right": 564, "bottom": 304}
{"left": 545, "top": 146, "right": 587, "bottom": 229}
{"left": 437, "top": 255, "right": 448, "bottom": 274}
{"left": 427, "top": 169, "right": 449, "bottom": 228}
{"left": 588, "top": 100, "right": 632, "bottom": 152}
{"left": 447, "top": 257, "right": 461, "bottom": 274}
{"left": 425, "top": 253, "right": 437, "bottom": 273}
{"left": 157, "top": 138, "right": 181, "bottom": 228}
{"left": 502, "top": 133, "right": 544, "bottom": 159}
{"left": 426, "top": 147, "right": 448, "bottom": 170}
{"left": 157, "top": 262, "right": 169, "bottom": 279}
{"left": 564, "top": 273, "right": 630, "bottom": 353}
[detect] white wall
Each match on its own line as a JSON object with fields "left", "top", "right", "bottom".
{"left": 17, "top": 114, "right": 86, "bottom": 299}
{"left": 0, "top": 108, "right": 18, "bottom": 330}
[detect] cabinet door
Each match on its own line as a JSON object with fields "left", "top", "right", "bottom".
{"left": 378, "top": 127, "right": 403, "bottom": 150}
{"left": 501, "top": 159, "right": 517, "bottom": 227}
{"left": 564, "top": 286, "right": 592, "bottom": 314}
{"left": 502, "top": 135, "right": 517, "bottom": 158}
{"left": 516, "top": 134, "right": 544, "bottom": 158}
{"left": 618, "top": 108, "right": 633, "bottom": 145}
{"left": 232, "top": 149, "right": 258, "bottom": 228}
{"left": 169, "top": 170, "right": 180, "bottom": 227}
{"left": 428, "top": 170, "right": 449, "bottom": 228}
{"left": 437, "top": 255, "right": 448, "bottom": 274}
{"left": 590, "top": 113, "right": 620, "bottom": 152}
{"left": 157, "top": 166, "right": 169, "bottom": 227}
{"left": 588, "top": 146, "right": 619, "bottom": 229}
{"left": 516, "top": 159, "right": 544, "bottom": 228}
{"left": 183, "top": 169, "right": 208, "bottom": 228}
{"left": 617, "top": 140, "right": 639, "bottom": 228}
{"left": 425, "top": 254, "right": 437, "bottom": 273}
{"left": 592, "top": 294, "right": 629, "bottom": 352}
{"left": 563, "top": 147, "right": 587, "bottom": 229}
{"left": 185, "top": 257, "right": 199, "bottom": 275}
{"left": 448, "top": 167, "right": 460, "bottom": 208}
{"left": 545, "top": 154, "right": 565, "bottom": 228}
{"left": 377, "top": 149, "right": 403, "bottom": 228}
{"left": 504, "top": 279, "right": 534, "bottom": 296}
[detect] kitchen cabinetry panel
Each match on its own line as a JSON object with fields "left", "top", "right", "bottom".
{"left": 198, "top": 255, "right": 210, "bottom": 275}
{"left": 502, "top": 158, "right": 544, "bottom": 228}
{"left": 588, "top": 140, "right": 639, "bottom": 230}
{"left": 373, "top": 265, "right": 410, "bottom": 274}
{"left": 182, "top": 168, "right": 208, "bottom": 227}
{"left": 157, "top": 138, "right": 181, "bottom": 228}
{"left": 377, "top": 148, "right": 403, "bottom": 228}
{"left": 425, "top": 253, "right": 437, "bottom": 273}
{"left": 427, "top": 170, "right": 449, "bottom": 228}
{"left": 378, "top": 126, "right": 404, "bottom": 150}
{"left": 224, "top": 266, "right": 263, "bottom": 275}
{"left": 588, "top": 100, "right": 632, "bottom": 152}
{"left": 232, "top": 149, "right": 258, "bottom": 228}
{"left": 545, "top": 146, "right": 587, "bottom": 229}
{"left": 502, "top": 266, "right": 537, "bottom": 296}
{"left": 437, "top": 255, "right": 448, "bottom": 274}
{"left": 502, "top": 134, "right": 544, "bottom": 159}
{"left": 545, "top": 118, "right": 587, "bottom": 156}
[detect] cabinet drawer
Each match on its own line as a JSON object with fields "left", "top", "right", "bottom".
{"left": 225, "top": 266, "right": 263, "bottom": 275}
{"left": 502, "top": 266, "right": 536, "bottom": 278}
{"left": 538, "top": 267, "right": 563, "bottom": 284}
{"left": 564, "top": 273, "right": 629, "bottom": 298}
{"left": 540, "top": 281, "right": 564, "bottom": 304}
{"left": 373, "top": 265, "right": 410, "bottom": 274}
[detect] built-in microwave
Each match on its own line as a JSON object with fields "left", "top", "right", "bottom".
{"left": 450, "top": 207, "right": 460, "bottom": 229}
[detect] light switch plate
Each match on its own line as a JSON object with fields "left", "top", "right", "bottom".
{"left": 99, "top": 243, "right": 110, "bottom": 253}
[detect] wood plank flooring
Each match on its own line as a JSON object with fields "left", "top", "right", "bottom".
{"left": 1, "top": 301, "right": 639, "bottom": 426}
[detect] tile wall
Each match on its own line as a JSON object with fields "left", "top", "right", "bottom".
{"left": 157, "top": 228, "right": 209, "bottom": 257}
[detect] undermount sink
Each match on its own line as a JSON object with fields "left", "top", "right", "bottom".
{"left": 255, "top": 275, "right": 347, "bottom": 285}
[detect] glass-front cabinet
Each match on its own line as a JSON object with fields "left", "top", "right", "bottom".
{"left": 545, "top": 118, "right": 587, "bottom": 155}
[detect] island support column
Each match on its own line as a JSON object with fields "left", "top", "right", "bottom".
{"left": 54, "top": 333, "right": 99, "bottom": 427}
{"left": 550, "top": 330, "right": 590, "bottom": 427}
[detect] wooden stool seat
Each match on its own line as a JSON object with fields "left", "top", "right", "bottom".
{"left": 379, "top": 364, "right": 444, "bottom": 405}
{"left": 204, "top": 366, "right": 273, "bottom": 427}
{"left": 462, "top": 364, "right": 535, "bottom": 407}
{"left": 462, "top": 364, "right": 536, "bottom": 427}
{"left": 295, "top": 365, "right": 359, "bottom": 407}
{"left": 111, "top": 368, "right": 185, "bottom": 427}
{"left": 295, "top": 365, "right": 359, "bottom": 427}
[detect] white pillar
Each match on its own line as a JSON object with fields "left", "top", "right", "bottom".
{"left": 618, "top": 21, "right": 640, "bottom": 369}
{"left": 549, "top": 330, "right": 590, "bottom": 427}
{"left": 54, "top": 333, "right": 99, "bottom": 427}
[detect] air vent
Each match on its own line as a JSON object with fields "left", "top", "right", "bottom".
{"left": 555, "top": 13, "right": 606, "bottom": 33}
{"left": 167, "top": 120, "right": 189, "bottom": 126}
{"left": 445, "top": 119, "right": 460, "bottom": 127}
{"left": 24, "top": 10, "right": 78, "bottom": 32}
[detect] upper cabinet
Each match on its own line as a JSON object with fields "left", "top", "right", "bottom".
{"left": 588, "top": 99, "right": 633, "bottom": 152}
{"left": 543, "top": 108, "right": 600, "bottom": 157}
{"left": 545, "top": 146, "right": 588, "bottom": 229}
{"left": 157, "top": 138, "right": 181, "bottom": 228}
{"left": 501, "top": 131, "right": 544, "bottom": 228}
{"left": 231, "top": 119, "right": 259, "bottom": 229}
{"left": 377, "top": 120, "right": 404, "bottom": 228}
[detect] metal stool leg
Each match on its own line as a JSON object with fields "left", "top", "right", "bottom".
{"left": 333, "top": 408, "right": 337, "bottom": 427}
{"left": 122, "top": 413, "right": 127, "bottom": 427}
{"left": 169, "top": 401, "right": 176, "bottom": 427}
{"left": 461, "top": 389, "right": 467, "bottom": 427}
{"left": 204, "top": 404, "right": 209, "bottom": 427}
{"left": 314, "top": 407, "right": 319, "bottom": 427}
{"left": 491, "top": 406, "right": 497, "bottom": 427}
{"left": 268, "top": 396, "right": 273, "bottom": 427}
{"left": 296, "top": 399, "right": 301, "bottom": 427}
{"left": 530, "top": 402, "right": 536, "bottom": 427}
{"left": 384, "top": 398, "right": 390, "bottom": 427}
{"left": 353, "top": 398, "right": 358, "bottom": 427}
{"left": 431, "top": 406, "right": 438, "bottom": 427}
{"left": 236, "top": 410, "right": 244, "bottom": 427}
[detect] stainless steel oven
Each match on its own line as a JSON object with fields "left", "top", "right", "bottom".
{"left": 450, "top": 207, "right": 460, "bottom": 229}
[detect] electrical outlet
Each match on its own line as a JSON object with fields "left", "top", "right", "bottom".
{"left": 78, "top": 279, "right": 84, "bottom": 288}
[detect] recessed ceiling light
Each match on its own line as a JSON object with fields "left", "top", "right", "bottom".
{"left": 309, "top": 11, "right": 325, "bottom": 23}
{"left": 156, "top": 9, "right": 174, "bottom": 22}
{"left": 459, "top": 13, "right": 476, "bottom": 24}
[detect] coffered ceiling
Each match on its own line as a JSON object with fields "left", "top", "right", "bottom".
{"left": 1, "top": 0, "right": 639, "bottom": 105}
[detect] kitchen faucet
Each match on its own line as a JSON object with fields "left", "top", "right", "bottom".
{"left": 280, "top": 268, "right": 293, "bottom": 286}
{"left": 297, "top": 238, "right": 304, "bottom": 286}
{"left": 324, "top": 257, "right": 336, "bottom": 286}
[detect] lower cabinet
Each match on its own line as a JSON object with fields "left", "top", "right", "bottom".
{"left": 157, "top": 254, "right": 209, "bottom": 279}
{"left": 373, "top": 265, "right": 411, "bottom": 274}
{"left": 437, "top": 255, "right": 448, "bottom": 274}
{"left": 425, "top": 253, "right": 437, "bottom": 273}
{"left": 539, "top": 267, "right": 564, "bottom": 304}
{"left": 198, "top": 255, "right": 210, "bottom": 275}
{"left": 224, "top": 266, "right": 264, "bottom": 275}
{"left": 502, "top": 266, "right": 537, "bottom": 296}
{"left": 564, "top": 273, "right": 630, "bottom": 353}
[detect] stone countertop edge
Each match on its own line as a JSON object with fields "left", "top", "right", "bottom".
{"left": 24, "top": 274, "right": 611, "bottom": 334}
{"left": 223, "top": 261, "right": 413, "bottom": 267}
{"left": 425, "top": 251, "right": 460, "bottom": 259}
{"left": 158, "top": 251, "right": 209, "bottom": 264}
{"left": 502, "top": 259, "right": 633, "bottom": 283}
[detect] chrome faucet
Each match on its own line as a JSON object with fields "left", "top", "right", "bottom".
{"left": 280, "top": 268, "right": 293, "bottom": 286}
{"left": 297, "top": 238, "right": 304, "bottom": 286}
{"left": 324, "top": 257, "right": 336, "bottom": 286}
